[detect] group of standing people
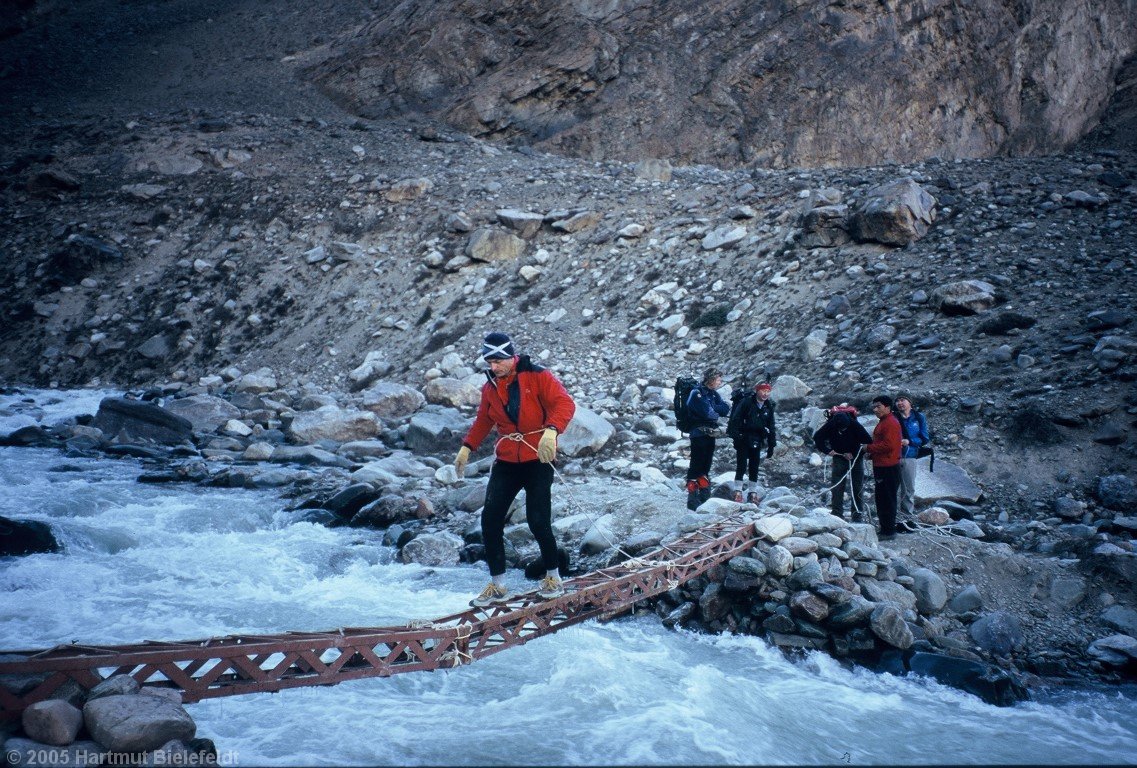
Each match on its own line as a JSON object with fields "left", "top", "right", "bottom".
{"left": 683, "top": 368, "right": 776, "bottom": 511}
{"left": 454, "top": 331, "right": 931, "bottom": 608}
{"left": 814, "top": 394, "right": 931, "bottom": 539}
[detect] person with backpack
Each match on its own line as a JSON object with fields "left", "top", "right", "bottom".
{"left": 681, "top": 367, "right": 730, "bottom": 510}
{"left": 455, "top": 332, "right": 576, "bottom": 607}
{"left": 812, "top": 404, "right": 872, "bottom": 521}
{"left": 729, "top": 382, "right": 777, "bottom": 485}
{"left": 895, "top": 394, "right": 931, "bottom": 529}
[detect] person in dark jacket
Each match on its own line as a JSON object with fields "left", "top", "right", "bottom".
{"left": 813, "top": 406, "right": 872, "bottom": 521}
{"left": 731, "top": 382, "right": 777, "bottom": 485}
{"left": 866, "top": 395, "right": 903, "bottom": 539}
{"left": 456, "top": 332, "right": 576, "bottom": 607}
{"left": 685, "top": 367, "right": 730, "bottom": 510}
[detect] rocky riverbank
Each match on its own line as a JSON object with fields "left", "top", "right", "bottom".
{"left": 3, "top": 376, "right": 1135, "bottom": 704}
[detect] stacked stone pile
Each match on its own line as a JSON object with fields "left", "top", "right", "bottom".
{"left": 0, "top": 674, "right": 216, "bottom": 767}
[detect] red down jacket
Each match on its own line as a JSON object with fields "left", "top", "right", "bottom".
{"left": 462, "top": 355, "right": 576, "bottom": 463}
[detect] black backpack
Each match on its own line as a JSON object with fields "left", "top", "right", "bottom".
{"left": 673, "top": 376, "right": 698, "bottom": 433}
{"left": 726, "top": 392, "right": 750, "bottom": 439}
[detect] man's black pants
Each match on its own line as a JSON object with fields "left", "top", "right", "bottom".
{"left": 873, "top": 464, "right": 901, "bottom": 536}
{"left": 482, "top": 460, "right": 558, "bottom": 576}
{"left": 831, "top": 454, "right": 865, "bottom": 520}
{"left": 733, "top": 437, "right": 762, "bottom": 483}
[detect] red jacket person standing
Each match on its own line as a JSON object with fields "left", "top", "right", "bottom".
{"left": 455, "top": 332, "right": 576, "bottom": 607}
{"left": 866, "top": 395, "right": 903, "bottom": 539}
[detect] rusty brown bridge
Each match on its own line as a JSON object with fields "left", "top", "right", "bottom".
{"left": 0, "top": 516, "right": 758, "bottom": 720}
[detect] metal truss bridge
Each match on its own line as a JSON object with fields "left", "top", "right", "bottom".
{"left": 0, "top": 516, "right": 757, "bottom": 719}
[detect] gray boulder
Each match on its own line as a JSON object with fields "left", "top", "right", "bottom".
{"left": 870, "top": 603, "right": 914, "bottom": 648}
{"left": 93, "top": 398, "right": 193, "bottom": 446}
{"left": 859, "top": 577, "right": 917, "bottom": 611}
{"left": 400, "top": 532, "right": 463, "bottom": 566}
{"left": 0, "top": 516, "right": 59, "bottom": 556}
{"left": 1101, "top": 606, "right": 1137, "bottom": 637}
{"left": 466, "top": 227, "right": 525, "bottom": 262}
{"left": 969, "top": 611, "right": 1024, "bottom": 656}
{"left": 288, "top": 406, "right": 380, "bottom": 444}
{"left": 22, "top": 699, "right": 83, "bottom": 746}
{"left": 558, "top": 406, "right": 614, "bottom": 458}
{"left": 930, "top": 280, "right": 998, "bottom": 315}
{"left": 849, "top": 178, "right": 936, "bottom": 245}
{"left": 404, "top": 409, "right": 471, "bottom": 454}
{"left": 359, "top": 381, "right": 426, "bottom": 418}
{"left": 915, "top": 459, "right": 983, "bottom": 505}
{"left": 2, "top": 738, "right": 105, "bottom": 767}
{"left": 161, "top": 394, "right": 241, "bottom": 434}
{"left": 798, "top": 204, "right": 851, "bottom": 248}
{"left": 88, "top": 674, "right": 140, "bottom": 701}
{"left": 1087, "top": 635, "right": 1137, "bottom": 666}
{"left": 422, "top": 377, "right": 481, "bottom": 409}
{"left": 911, "top": 568, "right": 948, "bottom": 614}
{"left": 1095, "top": 474, "right": 1136, "bottom": 511}
{"left": 83, "top": 694, "right": 195, "bottom": 753}
{"left": 949, "top": 585, "right": 984, "bottom": 614}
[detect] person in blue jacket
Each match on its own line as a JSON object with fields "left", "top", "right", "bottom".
{"left": 895, "top": 394, "right": 931, "bottom": 527}
{"left": 685, "top": 367, "right": 730, "bottom": 510}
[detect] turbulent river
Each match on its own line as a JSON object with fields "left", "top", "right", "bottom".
{"left": 2, "top": 391, "right": 1137, "bottom": 765}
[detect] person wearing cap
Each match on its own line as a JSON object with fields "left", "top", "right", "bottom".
{"left": 455, "top": 332, "right": 576, "bottom": 607}
{"left": 730, "top": 381, "right": 777, "bottom": 486}
{"left": 866, "top": 394, "right": 903, "bottom": 539}
{"left": 685, "top": 367, "right": 730, "bottom": 510}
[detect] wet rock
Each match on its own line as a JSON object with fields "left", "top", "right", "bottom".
{"left": 869, "top": 603, "right": 913, "bottom": 649}
{"left": 93, "top": 398, "right": 193, "bottom": 446}
{"left": 323, "top": 483, "right": 381, "bottom": 519}
{"left": 351, "top": 494, "right": 425, "bottom": 528}
{"left": 83, "top": 694, "right": 195, "bottom": 753}
{"left": 400, "top": 531, "right": 463, "bottom": 566}
{"left": 0, "top": 516, "right": 59, "bottom": 556}
{"left": 906, "top": 652, "right": 1028, "bottom": 706}
{"left": 22, "top": 700, "right": 83, "bottom": 746}
{"left": 699, "top": 582, "right": 731, "bottom": 621}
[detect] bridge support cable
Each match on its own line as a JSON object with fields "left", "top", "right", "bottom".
{"left": 0, "top": 517, "right": 757, "bottom": 719}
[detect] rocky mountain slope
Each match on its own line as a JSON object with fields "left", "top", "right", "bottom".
{"left": 304, "top": 0, "right": 1137, "bottom": 168}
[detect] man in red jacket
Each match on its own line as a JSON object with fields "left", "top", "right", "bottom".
{"left": 866, "top": 395, "right": 902, "bottom": 540}
{"left": 455, "top": 332, "right": 576, "bottom": 607}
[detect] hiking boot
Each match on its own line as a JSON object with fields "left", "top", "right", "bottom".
{"left": 537, "top": 575, "right": 565, "bottom": 599}
{"left": 470, "top": 582, "right": 513, "bottom": 608}
{"left": 747, "top": 491, "right": 760, "bottom": 504}
{"left": 732, "top": 490, "right": 744, "bottom": 502}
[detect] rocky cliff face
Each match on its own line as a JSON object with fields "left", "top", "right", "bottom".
{"left": 305, "top": 0, "right": 1137, "bottom": 168}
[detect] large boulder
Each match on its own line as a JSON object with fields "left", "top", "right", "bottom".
{"left": 287, "top": 406, "right": 380, "bottom": 443}
{"left": 358, "top": 381, "right": 425, "bottom": 419}
{"left": 93, "top": 398, "right": 193, "bottom": 445}
{"left": 869, "top": 603, "right": 914, "bottom": 648}
{"left": 422, "top": 377, "right": 481, "bottom": 409}
{"left": 0, "top": 516, "right": 59, "bottom": 556}
{"left": 915, "top": 459, "right": 983, "bottom": 505}
{"left": 400, "top": 532, "right": 464, "bottom": 566}
{"left": 22, "top": 699, "right": 83, "bottom": 746}
{"left": 1095, "top": 474, "right": 1136, "bottom": 511}
{"left": 798, "top": 204, "right": 851, "bottom": 248}
{"left": 930, "top": 280, "right": 999, "bottom": 315}
{"left": 769, "top": 375, "right": 811, "bottom": 409}
{"left": 161, "top": 394, "right": 241, "bottom": 434}
{"left": 969, "top": 611, "right": 1024, "bottom": 656}
{"left": 404, "top": 409, "right": 471, "bottom": 454}
{"left": 83, "top": 694, "right": 195, "bottom": 753}
{"left": 558, "top": 406, "right": 614, "bottom": 458}
{"left": 849, "top": 178, "right": 936, "bottom": 245}
{"left": 906, "top": 652, "right": 1028, "bottom": 706}
{"left": 910, "top": 568, "right": 948, "bottom": 614}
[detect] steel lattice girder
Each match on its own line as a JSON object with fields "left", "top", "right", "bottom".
{"left": 0, "top": 518, "right": 757, "bottom": 719}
